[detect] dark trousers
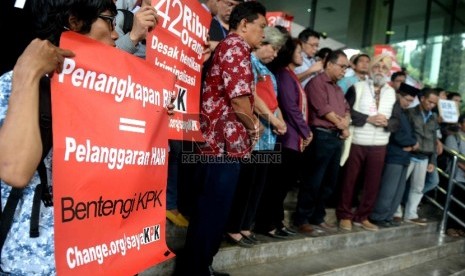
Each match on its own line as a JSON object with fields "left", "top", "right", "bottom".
{"left": 178, "top": 158, "right": 240, "bottom": 276}
{"left": 254, "top": 147, "right": 302, "bottom": 233}
{"left": 227, "top": 151, "right": 270, "bottom": 233}
{"left": 167, "top": 140, "right": 183, "bottom": 210}
{"left": 177, "top": 141, "right": 200, "bottom": 216}
{"left": 337, "top": 144, "right": 387, "bottom": 222}
{"left": 294, "top": 130, "right": 343, "bottom": 226}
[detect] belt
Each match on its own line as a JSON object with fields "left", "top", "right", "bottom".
{"left": 313, "top": 127, "right": 340, "bottom": 136}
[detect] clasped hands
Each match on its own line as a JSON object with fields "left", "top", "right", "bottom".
{"left": 367, "top": 114, "right": 388, "bottom": 127}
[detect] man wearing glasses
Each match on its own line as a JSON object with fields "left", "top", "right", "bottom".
{"left": 294, "top": 28, "right": 323, "bottom": 88}
{"left": 294, "top": 50, "right": 351, "bottom": 235}
{"left": 337, "top": 54, "right": 397, "bottom": 232}
{"left": 370, "top": 83, "right": 419, "bottom": 228}
{"left": 209, "top": 0, "right": 243, "bottom": 51}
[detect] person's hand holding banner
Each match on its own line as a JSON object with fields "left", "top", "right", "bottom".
{"left": 147, "top": 0, "right": 211, "bottom": 141}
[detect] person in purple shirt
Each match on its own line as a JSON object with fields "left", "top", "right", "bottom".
{"left": 254, "top": 37, "right": 312, "bottom": 239}
{"left": 294, "top": 50, "right": 351, "bottom": 235}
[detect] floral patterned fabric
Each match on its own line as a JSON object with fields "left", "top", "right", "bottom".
{"left": 0, "top": 71, "right": 55, "bottom": 275}
{"left": 200, "top": 33, "right": 254, "bottom": 157}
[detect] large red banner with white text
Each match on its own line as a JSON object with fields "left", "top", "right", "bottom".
{"left": 147, "top": 0, "right": 211, "bottom": 141}
{"left": 52, "top": 32, "right": 175, "bottom": 275}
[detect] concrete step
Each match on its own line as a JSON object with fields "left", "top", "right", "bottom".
{"left": 225, "top": 234, "right": 465, "bottom": 276}
{"left": 140, "top": 199, "right": 446, "bottom": 276}
{"left": 140, "top": 219, "right": 443, "bottom": 275}
{"left": 383, "top": 252, "right": 465, "bottom": 276}
{"left": 212, "top": 220, "right": 438, "bottom": 271}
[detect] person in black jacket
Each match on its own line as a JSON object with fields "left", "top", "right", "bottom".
{"left": 370, "top": 83, "right": 419, "bottom": 227}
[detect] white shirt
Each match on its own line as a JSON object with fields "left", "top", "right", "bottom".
{"left": 294, "top": 52, "right": 317, "bottom": 88}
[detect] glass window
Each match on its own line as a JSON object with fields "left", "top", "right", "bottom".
{"left": 390, "top": 0, "right": 427, "bottom": 43}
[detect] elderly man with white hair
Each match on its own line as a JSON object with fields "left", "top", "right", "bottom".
{"left": 336, "top": 54, "right": 397, "bottom": 232}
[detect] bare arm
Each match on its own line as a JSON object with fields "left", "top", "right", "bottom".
{"left": 0, "top": 39, "right": 74, "bottom": 188}
{"left": 231, "top": 95, "right": 259, "bottom": 140}
{"left": 324, "top": 111, "right": 345, "bottom": 129}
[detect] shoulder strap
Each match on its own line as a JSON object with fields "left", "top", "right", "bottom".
{"left": 0, "top": 188, "right": 23, "bottom": 252}
{"left": 30, "top": 77, "right": 53, "bottom": 238}
{"left": 118, "top": 9, "right": 134, "bottom": 34}
{"left": 0, "top": 76, "right": 53, "bottom": 256}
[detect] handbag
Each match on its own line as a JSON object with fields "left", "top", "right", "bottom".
{"left": 255, "top": 74, "right": 279, "bottom": 113}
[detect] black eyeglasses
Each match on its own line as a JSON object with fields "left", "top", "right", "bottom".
{"left": 332, "top": 62, "right": 349, "bottom": 70}
{"left": 98, "top": 14, "right": 116, "bottom": 32}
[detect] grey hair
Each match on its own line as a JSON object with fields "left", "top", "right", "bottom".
{"left": 262, "top": 26, "right": 287, "bottom": 49}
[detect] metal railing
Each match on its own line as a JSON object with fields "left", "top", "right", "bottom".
{"left": 425, "top": 145, "right": 465, "bottom": 235}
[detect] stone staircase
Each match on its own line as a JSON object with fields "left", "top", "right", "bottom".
{"left": 140, "top": 195, "right": 465, "bottom": 275}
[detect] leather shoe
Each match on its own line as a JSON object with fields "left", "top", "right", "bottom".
{"left": 241, "top": 233, "right": 260, "bottom": 244}
{"left": 318, "top": 222, "right": 337, "bottom": 231}
{"left": 281, "top": 226, "right": 297, "bottom": 236}
{"left": 339, "top": 219, "right": 352, "bottom": 231}
{"left": 209, "top": 266, "right": 230, "bottom": 276}
{"left": 263, "top": 228, "right": 289, "bottom": 239}
{"left": 393, "top": 216, "right": 402, "bottom": 223}
{"left": 298, "top": 223, "right": 314, "bottom": 235}
{"left": 405, "top": 217, "right": 427, "bottom": 226}
{"left": 371, "top": 220, "right": 393, "bottom": 228}
{"left": 353, "top": 220, "right": 379, "bottom": 231}
{"left": 225, "top": 234, "right": 254, "bottom": 248}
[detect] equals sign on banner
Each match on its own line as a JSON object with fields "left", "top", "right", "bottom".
{"left": 119, "top": 117, "right": 146, "bottom": 134}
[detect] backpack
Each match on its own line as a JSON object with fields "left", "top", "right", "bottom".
{"left": 0, "top": 76, "right": 53, "bottom": 256}
{"left": 118, "top": 8, "right": 134, "bottom": 34}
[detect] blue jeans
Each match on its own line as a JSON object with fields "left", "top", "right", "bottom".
{"left": 423, "top": 168, "right": 439, "bottom": 193}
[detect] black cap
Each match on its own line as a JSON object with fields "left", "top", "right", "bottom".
{"left": 398, "top": 83, "right": 419, "bottom": 97}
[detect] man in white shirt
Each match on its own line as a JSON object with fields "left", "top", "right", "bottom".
{"left": 294, "top": 28, "right": 323, "bottom": 88}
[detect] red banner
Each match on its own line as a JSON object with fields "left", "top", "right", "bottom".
{"left": 52, "top": 31, "right": 174, "bottom": 275}
{"left": 147, "top": 0, "right": 211, "bottom": 141}
{"left": 266, "top": 11, "right": 294, "bottom": 32}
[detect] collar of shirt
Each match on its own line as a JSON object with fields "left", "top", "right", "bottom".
{"left": 321, "top": 71, "right": 338, "bottom": 84}
{"left": 302, "top": 52, "right": 312, "bottom": 60}
{"left": 227, "top": 32, "right": 252, "bottom": 53}
{"left": 421, "top": 109, "right": 432, "bottom": 123}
